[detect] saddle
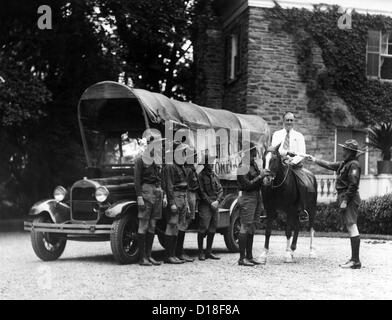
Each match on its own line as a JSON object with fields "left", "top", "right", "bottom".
{"left": 290, "top": 165, "right": 316, "bottom": 194}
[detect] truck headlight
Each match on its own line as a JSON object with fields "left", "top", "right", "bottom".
{"left": 95, "top": 186, "right": 109, "bottom": 203}
{"left": 53, "top": 186, "right": 67, "bottom": 202}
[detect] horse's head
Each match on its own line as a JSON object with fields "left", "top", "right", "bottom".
{"left": 262, "top": 143, "right": 283, "bottom": 186}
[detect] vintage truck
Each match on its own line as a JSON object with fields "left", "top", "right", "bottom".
{"left": 24, "top": 81, "right": 270, "bottom": 264}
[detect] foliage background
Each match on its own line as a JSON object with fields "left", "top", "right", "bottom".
{"left": 265, "top": 194, "right": 392, "bottom": 235}
{"left": 0, "top": 0, "right": 198, "bottom": 218}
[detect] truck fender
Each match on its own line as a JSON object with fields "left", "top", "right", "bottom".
{"left": 29, "top": 199, "right": 70, "bottom": 224}
{"left": 105, "top": 201, "right": 137, "bottom": 219}
{"left": 229, "top": 197, "right": 239, "bottom": 219}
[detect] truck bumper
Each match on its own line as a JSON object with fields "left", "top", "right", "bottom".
{"left": 24, "top": 221, "right": 113, "bottom": 235}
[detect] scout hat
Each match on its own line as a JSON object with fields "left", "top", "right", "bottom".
{"left": 338, "top": 139, "right": 365, "bottom": 153}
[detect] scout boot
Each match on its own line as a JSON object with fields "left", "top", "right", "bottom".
{"left": 205, "top": 232, "right": 220, "bottom": 260}
{"left": 246, "top": 234, "right": 262, "bottom": 265}
{"left": 164, "top": 236, "right": 184, "bottom": 264}
{"left": 197, "top": 233, "right": 205, "bottom": 261}
{"left": 137, "top": 233, "right": 152, "bottom": 266}
{"left": 145, "top": 232, "right": 161, "bottom": 266}
{"left": 176, "top": 231, "right": 194, "bottom": 262}
{"left": 238, "top": 233, "right": 254, "bottom": 266}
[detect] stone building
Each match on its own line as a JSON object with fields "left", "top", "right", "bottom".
{"left": 193, "top": 0, "right": 392, "bottom": 175}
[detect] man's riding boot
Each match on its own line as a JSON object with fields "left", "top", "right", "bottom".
{"left": 198, "top": 232, "right": 205, "bottom": 261}
{"left": 176, "top": 231, "right": 194, "bottom": 262}
{"left": 238, "top": 233, "right": 253, "bottom": 266}
{"left": 205, "top": 232, "right": 220, "bottom": 260}
{"left": 137, "top": 233, "right": 152, "bottom": 266}
{"left": 164, "top": 236, "right": 183, "bottom": 264}
{"left": 297, "top": 182, "right": 309, "bottom": 222}
{"left": 145, "top": 232, "right": 161, "bottom": 266}
{"left": 246, "top": 234, "right": 261, "bottom": 265}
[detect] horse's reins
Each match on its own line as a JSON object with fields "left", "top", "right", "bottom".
{"left": 271, "top": 165, "right": 290, "bottom": 189}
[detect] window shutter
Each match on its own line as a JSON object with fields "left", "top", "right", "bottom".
{"left": 225, "top": 35, "right": 231, "bottom": 81}
{"left": 235, "top": 24, "right": 242, "bottom": 76}
{"left": 366, "top": 30, "right": 381, "bottom": 78}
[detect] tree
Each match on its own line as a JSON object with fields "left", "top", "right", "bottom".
{"left": 99, "top": 0, "right": 194, "bottom": 100}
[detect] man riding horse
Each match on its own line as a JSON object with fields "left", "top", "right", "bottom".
{"left": 268, "top": 111, "right": 312, "bottom": 222}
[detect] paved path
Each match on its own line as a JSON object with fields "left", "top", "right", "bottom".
{"left": 1, "top": 232, "right": 391, "bottom": 300}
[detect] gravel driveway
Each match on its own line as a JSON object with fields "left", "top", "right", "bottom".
{"left": 1, "top": 231, "right": 392, "bottom": 300}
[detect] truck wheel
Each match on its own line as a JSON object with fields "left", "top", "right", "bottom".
{"left": 31, "top": 215, "right": 67, "bottom": 261}
{"left": 224, "top": 205, "right": 240, "bottom": 253}
{"left": 110, "top": 214, "right": 139, "bottom": 264}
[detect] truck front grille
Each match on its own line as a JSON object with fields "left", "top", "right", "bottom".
{"left": 71, "top": 187, "right": 98, "bottom": 221}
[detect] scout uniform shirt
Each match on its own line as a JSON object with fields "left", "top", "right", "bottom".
{"left": 316, "top": 157, "right": 361, "bottom": 203}
{"left": 237, "top": 159, "right": 264, "bottom": 192}
{"left": 164, "top": 163, "right": 188, "bottom": 207}
{"left": 198, "top": 167, "right": 224, "bottom": 205}
{"left": 134, "top": 156, "right": 163, "bottom": 197}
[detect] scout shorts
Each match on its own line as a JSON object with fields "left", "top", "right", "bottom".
{"left": 168, "top": 191, "right": 192, "bottom": 232}
{"left": 186, "top": 190, "right": 197, "bottom": 220}
{"left": 338, "top": 192, "right": 360, "bottom": 226}
{"left": 198, "top": 200, "right": 218, "bottom": 233}
{"left": 238, "top": 190, "right": 262, "bottom": 234}
{"left": 138, "top": 184, "right": 163, "bottom": 220}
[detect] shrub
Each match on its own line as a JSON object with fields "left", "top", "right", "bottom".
{"left": 315, "top": 194, "right": 392, "bottom": 234}
{"left": 358, "top": 193, "right": 392, "bottom": 234}
{"left": 260, "top": 193, "right": 392, "bottom": 235}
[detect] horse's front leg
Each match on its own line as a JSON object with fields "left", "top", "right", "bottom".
{"left": 260, "top": 215, "right": 273, "bottom": 264}
{"left": 284, "top": 215, "right": 294, "bottom": 263}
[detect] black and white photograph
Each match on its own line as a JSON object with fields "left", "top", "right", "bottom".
{"left": 1, "top": 0, "right": 392, "bottom": 304}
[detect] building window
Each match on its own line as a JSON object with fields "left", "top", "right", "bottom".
{"left": 335, "top": 127, "right": 368, "bottom": 174}
{"left": 225, "top": 25, "right": 241, "bottom": 82}
{"left": 366, "top": 30, "right": 392, "bottom": 80}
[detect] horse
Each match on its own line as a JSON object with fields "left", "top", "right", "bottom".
{"left": 260, "top": 143, "right": 317, "bottom": 263}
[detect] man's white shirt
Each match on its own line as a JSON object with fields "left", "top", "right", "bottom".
{"left": 270, "top": 128, "right": 306, "bottom": 164}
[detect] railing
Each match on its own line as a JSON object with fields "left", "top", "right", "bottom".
{"left": 315, "top": 175, "right": 337, "bottom": 203}
{"left": 315, "top": 174, "right": 392, "bottom": 203}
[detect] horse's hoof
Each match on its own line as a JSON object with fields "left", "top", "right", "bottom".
{"left": 284, "top": 251, "right": 294, "bottom": 263}
{"left": 259, "top": 250, "right": 268, "bottom": 264}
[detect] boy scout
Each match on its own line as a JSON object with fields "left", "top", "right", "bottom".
{"left": 134, "top": 135, "right": 167, "bottom": 266}
{"left": 163, "top": 141, "right": 190, "bottom": 264}
{"left": 237, "top": 143, "right": 267, "bottom": 266}
{"left": 175, "top": 152, "right": 199, "bottom": 262}
{"left": 308, "top": 139, "right": 363, "bottom": 269}
{"left": 197, "top": 153, "right": 224, "bottom": 261}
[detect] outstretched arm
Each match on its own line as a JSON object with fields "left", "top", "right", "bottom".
{"left": 308, "top": 156, "right": 341, "bottom": 172}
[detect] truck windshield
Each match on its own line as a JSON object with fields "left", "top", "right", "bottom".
{"left": 85, "top": 130, "right": 145, "bottom": 167}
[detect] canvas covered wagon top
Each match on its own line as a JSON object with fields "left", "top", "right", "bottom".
{"left": 78, "top": 81, "right": 270, "bottom": 179}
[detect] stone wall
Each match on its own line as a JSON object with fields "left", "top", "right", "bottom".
{"left": 247, "top": 7, "right": 354, "bottom": 174}
{"left": 193, "top": 3, "right": 380, "bottom": 175}
{"left": 221, "top": 10, "right": 249, "bottom": 114}
{"left": 192, "top": 2, "right": 224, "bottom": 109}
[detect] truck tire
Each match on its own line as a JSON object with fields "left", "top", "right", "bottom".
{"left": 31, "top": 215, "right": 67, "bottom": 261}
{"left": 223, "top": 205, "right": 240, "bottom": 253}
{"left": 110, "top": 214, "right": 139, "bottom": 264}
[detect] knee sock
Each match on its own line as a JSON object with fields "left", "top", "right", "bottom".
{"left": 197, "top": 233, "right": 204, "bottom": 253}
{"left": 239, "top": 233, "right": 247, "bottom": 260}
{"left": 206, "top": 232, "right": 215, "bottom": 254}
{"left": 246, "top": 234, "right": 254, "bottom": 259}
{"left": 176, "top": 231, "right": 185, "bottom": 256}
{"left": 350, "top": 236, "right": 360, "bottom": 262}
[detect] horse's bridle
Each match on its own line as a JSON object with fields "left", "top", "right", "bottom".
{"left": 271, "top": 165, "right": 290, "bottom": 189}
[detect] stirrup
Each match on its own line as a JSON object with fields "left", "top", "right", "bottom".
{"left": 299, "top": 210, "right": 309, "bottom": 222}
